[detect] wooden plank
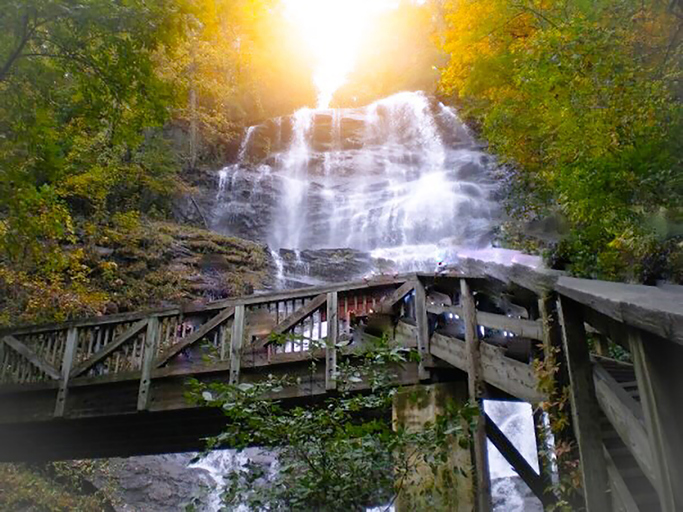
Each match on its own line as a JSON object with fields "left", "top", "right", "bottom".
{"left": 603, "top": 446, "right": 640, "bottom": 512}
{"left": 556, "top": 276, "right": 683, "bottom": 346}
{"left": 70, "top": 319, "right": 148, "bottom": 378}
{"left": 0, "top": 307, "right": 181, "bottom": 337}
{"left": 229, "top": 305, "right": 245, "bottom": 385}
{"left": 154, "top": 307, "right": 235, "bottom": 368}
{"left": 581, "top": 307, "right": 631, "bottom": 352}
{"left": 414, "top": 279, "right": 430, "bottom": 380}
{"left": 54, "top": 328, "right": 78, "bottom": 417}
{"left": 137, "top": 317, "right": 160, "bottom": 411}
{"left": 593, "top": 334, "right": 610, "bottom": 357}
{"left": 538, "top": 293, "right": 573, "bottom": 406}
{"left": 438, "top": 257, "right": 562, "bottom": 295}
{"left": 478, "top": 342, "right": 545, "bottom": 403}
{"left": 201, "top": 273, "right": 413, "bottom": 314}
{"left": 326, "top": 292, "right": 338, "bottom": 390}
{"left": 557, "top": 296, "right": 611, "bottom": 512}
{"left": 484, "top": 412, "right": 555, "bottom": 508}
{"left": 428, "top": 305, "right": 543, "bottom": 340}
{"left": 1, "top": 335, "right": 60, "bottom": 380}
{"left": 460, "top": 278, "right": 491, "bottom": 512}
{"left": 593, "top": 362, "right": 655, "bottom": 485}
{"left": 377, "top": 281, "right": 413, "bottom": 314}
{"left": 630, "top": 329, "right": 683, "bottom": 512}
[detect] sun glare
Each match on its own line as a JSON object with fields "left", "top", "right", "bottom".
{"left": 283, "top": 0, "right": 398, "bottom": 108}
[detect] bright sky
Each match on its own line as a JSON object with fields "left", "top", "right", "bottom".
{"left": 283, "top": 0, "right": 399, "bottom": 108}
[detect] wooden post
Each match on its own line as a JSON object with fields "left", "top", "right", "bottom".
{"left": 460, "top": 278, "right": 491, "bottom": 512}
{"left": 219, "top": 323, "right": 228, "bottom": 361}
{"left": 629, "top": 329, "right": 683, "bottom": 512}
{"left": 538, "top": 294, "right": 581, "bottom": 471}
{"left": 593, "top": 334, "right": 610, "bottom": 357}
{"left": 326, "top": 292, "right": 338, "bottom": 390}
{"left": 0, "top": 338, "right": 5, "bottom": 382}
{"left": 414, "top": 279, "right": 430, "bottom": 380}
{"left": 229, "top": 305, "right": 245, "bottom": 385}
{"left": 539, "top": 295, "right": 566, "bottom": 376}
{"left": 54, "top": 327, "right": 78, "bottom": 417}
{"left": 531, "top": 409, "right": 556, "bottom": 506}
{"left": 137, "top": 317, "right": 160, "bottom": 411}
{"left": 557, "top": 296, "right": 611, "bottom": 512}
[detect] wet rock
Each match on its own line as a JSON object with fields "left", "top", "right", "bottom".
{"left": 279, "top": 248, "right": 374, "bottom": 284}
{"left": 92, "top": 454, "right": 213, "bottom": 512}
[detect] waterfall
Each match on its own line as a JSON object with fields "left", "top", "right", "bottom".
{"left": 211, "top": 91, "right": 499, "bottom": 270}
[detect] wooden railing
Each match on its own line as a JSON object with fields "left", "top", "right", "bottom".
{"left": 1, "top": 259, "right": 682, "bottom": 512}
{"left": 0, "top": 275, "right": 409, "bottom": 414}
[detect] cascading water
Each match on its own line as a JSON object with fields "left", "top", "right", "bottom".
{"left": 211, "top": 91, "right": 499, "bottom": 276}
{"left": 197, "top": 91, "right": 543, "bottom": 510}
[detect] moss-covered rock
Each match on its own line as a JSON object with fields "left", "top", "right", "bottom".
{"left": 0, "top": 461, "right": 116, "bottom": 511}
{"left": 0, "top": 218, "right": 271, "bottom": 327}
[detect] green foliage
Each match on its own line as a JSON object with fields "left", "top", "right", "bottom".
{"left": 0, "top": 0, "right": 186, "bottom": 281}
{"left": 0, "top": 461, "right": 114, "bottom": 511}
{"left": 439, "top": 0, "right": 683, "bottom": 281}
{"left": 187, "top": 338, "right": 477, "bottom": 511}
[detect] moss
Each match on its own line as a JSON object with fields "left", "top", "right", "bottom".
{"left": 0, "top": 218, "right": 271, "bottom": 327}
{"left": 0, "top": 462, "right": 115, "bottom": 511}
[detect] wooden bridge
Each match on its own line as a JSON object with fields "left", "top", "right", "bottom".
{"left": 1, "top": 258, "right": 682, "bottom": 512}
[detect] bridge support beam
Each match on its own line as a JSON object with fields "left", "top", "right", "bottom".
{"left": 325, "top": 292, "right": 338, "bottom": 390}
{"left": 392, "top": 382, "right": 473, "bottom": 511}
{"left": 138, "top": 317, "right": 160, "bottom": 411}
{"left": 54, "top": 327, "right": 78, "bottom": 417}
{"left": 230, "top": 305, "right": 245, "bottom": 385}
{"left": 630, "top": 329, "right": 683, "bottom": 512}
{"left": 558, "top": 296, "right": 611, "bottom": 512}
{"left": 460, "top": 278, "right": 492, "bottom": 512}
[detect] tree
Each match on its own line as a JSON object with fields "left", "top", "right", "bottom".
{"left": 438, "top": 0, "right": 683, "bottom": 281}
{"left": 187, "top": 336, "right": 477, "bottom": 511}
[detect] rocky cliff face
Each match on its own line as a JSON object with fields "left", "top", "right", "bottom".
{"left": 87, "top": 220, "right": 273, "bottom": 312}
{"left": 92, "top": 454, "right": 213, "bottom": 512}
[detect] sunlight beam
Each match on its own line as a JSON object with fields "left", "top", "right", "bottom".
{"left": 283, "top": 0, "right": 398, "bottom": 108}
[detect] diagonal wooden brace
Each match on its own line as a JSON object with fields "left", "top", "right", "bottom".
{"left": 70, "top": 319, "right": 148, "bottom": 378}
{"left": 253, "top": 293, "right": 327, "bottom": 351}
{"left": 485, "top": 412, "right": 555, "bottom": 508}
{"left": 1, "top": 335, "right": 61, "bottom": 380}
{"left": 377, "top": 281, "right": 414, "bottom": 314}
{"left": 154, "top": 307, "right": 235, "bottom": 368}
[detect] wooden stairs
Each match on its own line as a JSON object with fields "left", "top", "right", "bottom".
{"left": 598, "top": 358, "right": 661, "bottom": 512}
